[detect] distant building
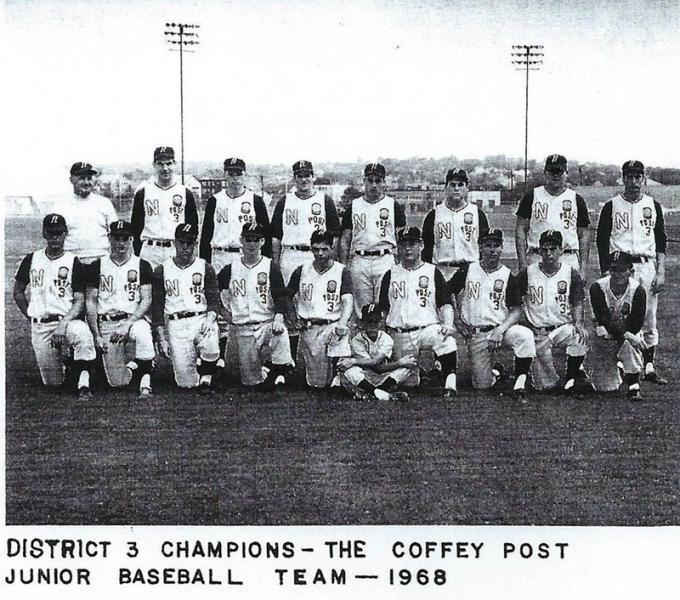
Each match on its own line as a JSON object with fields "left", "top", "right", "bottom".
{"left": 185, "top": 175, "right": 202, "bottom": 200}
{"left": 198, "top": 178, "right": 226, "bottom": 199}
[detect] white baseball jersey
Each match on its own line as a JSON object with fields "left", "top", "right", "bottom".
{"left": 225, "top": 257, "right": 278, "bottom": 324}
{"left": 15, "top": 250, "right": 86, "bottom": 318}
{"left": 523, "top": 262, "right": 575, "bottom": 328}
{"left": 349, "top": 195, "right": 398, "bottom": 251}
{"left": 137, "top": 181, "right": 194, "bottom": 240}
{"left": 609, "top": 194, "right": 657, "bottom": 257}
{"left": 431, "top": 202, "right": 481, "bottom": 264}
{"left": 61, "top": 193, "right": 118, "bottom": 260}
{"left": 209, "top": 189, "right": 258, "bottom": 249}
{"left": 279, "top": 191, "right": 328, "bottom": 244}
{"left": 90, "top": 255, "right": 152, "bottom": 315}
{"left": 456, "top": 262, "right": 513, "bottom": 327}
{"left": 350, "top": 330, "right": 394, "bottom": 362}
{"left": 384, "top": 262, "right": 441, "bottom": 329}
{"left": 592, "top": 275, "right": 641, "bottom": 324}
{"left": 294, "top": 261, "right": 347, "bottom": 321}
{"left": 526, "top": 187, "right": 579, "bottom": 251}
{"left": 161, "top": 257, "right": 209, "bottom": 315}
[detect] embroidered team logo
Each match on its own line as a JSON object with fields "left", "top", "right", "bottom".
{"left": 257, "top": 272, "right": 268, "bottom": 285}
{"left": 241, "top": 202, "right": 251, "bottom": 214}
{"left": 327, "top": 280, "right": 337, "bottom": 293}
{"left": 311, "top": 203, "right": 322, "bottom": 216}
{"left": 418, "top": 276, "right": 429, "bottom": 289}
{"left": 127, "top": 270, "right": 138, "bottom": 283}
{"left": 493, "top": 279, "right": 504, "bottom": 292}
{"left": 642, "top": 207, "right": 653, "bottom": 219}
{"left": 621, "top": 302, "right": 631, "bottom": 316}
{"left": 464, "top": 212, "right": 473, "bottom": 224}
{"left": 557, "top": 281, "right": 568, "bottom": 295}
{"left": 58, "top": 267, "right": 69, "bottom": 280}
{"left": 172, "top": 194, "right": 183, "bottom": 207}
{"left": 192, "top": 273, "right": 203, "bottom": 286}
{"left": 379, "top": 208, "right": 389, "bottom": 220}
{"left": 562, "top": 199, "right": 572, "bottom": 211}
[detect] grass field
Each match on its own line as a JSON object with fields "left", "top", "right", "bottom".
{"left": 4, "top": 213, "right": 680, "bottom": 526}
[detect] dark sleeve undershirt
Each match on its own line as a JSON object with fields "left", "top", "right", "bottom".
{"left": 254, "top": 194, "right": 272, "bottom": 258}
{"left": 654, "top": 201, "right": 667, "bottom": 253}
{"left": 628, "top": 285, "right": 647, "bottom": 334}
{"left": 152, "top": 265, "right": 165, "bottom": 326}
{"left": 287, "top": 265, "right": 303, "bottom": 297}
{"left": 340, "top": 266, "right": 352, "bottom": 295}
{"left": 515, "top": 268, "right": 529, "bottom": 296}
{"left": 596, "top": 201, "right": 613, "bottom": 274}
{"left": 477, "top": 208, "right": 490, "bottom": 239}
{"left": 185, "top": 189, "right": 199, "bottom": 227}
{"left": 139, "top": 259, "right": 153, "bottom": 285}
{"left": 217, "top": 264, "right": 232, "bottom": 291}
{"left": 341, "top": 203, "right": 353, "bottom": 231}
{"left": 505, "top": 271, "right": 521, "bottom": 308}
{"left": 394, "top": 201, "right": 407, "bottom": 228}
{"left": 131, "top": 188, "right": 145, "bottom": 256}
{"left": 576, "top": 193, "right": 591, "bottom": 227}
{"left": 569, "top": 268, "right": 586, "bottom": 304}
{"left": 377, "top": 271, "right": 392, "bottom": 314}
{"left": 199, "top": 195, "right": 216, "bottom": 262}
{"left": 434, "top": 267, "right": 449, "bottom": 308}
{"left": 515, "top": 190, "right": 534, "bottom": 219}
{"left": 325, "top": 196, "right": 341, "bottom": 235}
{"left": 15, "top": 253, "right": 33, "bottom": 284}
{"left": 448, "top": 264, "right": 469, "bottom": 296}
{"left": 204, "top": 263, "right": 220, "bottom": 313}
{"left": 271, "top": 198, "right": 285, "bottom": 240}
{"left": 421, "top": 210, "right": 435, "bottom": 263}
{"left": 270, "top": 262, "right": 288, "bottom": 314}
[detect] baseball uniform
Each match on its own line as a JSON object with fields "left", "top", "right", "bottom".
{"left": 218, "top": 256, "right": 293, "bottom": 386}
{"left": 449, "top": 261, "right": 535, "bottom": 389}
{"left": 288, "top": 260, "right": 353, "bottom": 387}
{"left": 14, "top": 249, "right": 96, "bottom": 386}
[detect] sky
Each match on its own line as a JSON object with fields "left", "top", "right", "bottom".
{"left": 3, "top": 0, "right": 680, "bottom": 194}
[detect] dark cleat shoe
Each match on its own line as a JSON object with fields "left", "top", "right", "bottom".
{"left": 512, "top": 387, "right": 527, "bottom": 402}
{"left": 443, "top": 388, "right": 457, "bottom": 400}
{"left": 78, "top": 386, "right": 93, "bottom": 400}
{"left": 644, "top": 371, "right": 667, "bottom": 385}
{"left": 627, "top": 387, "right": 642, "bottom": 401}
{"left": 563, "top": 378, "right": 576, "bottom": 395}
{"left": 199, "top": 382, "right": 214, "bottom": 396}
{"left": 389, "top": 391, "right": 409, "bottom": 403}
{"left": 138, "top": 386, "right": 152, "bottom": 399}
{"left": 491, "top": 362, "right": 505, "bottom": 388}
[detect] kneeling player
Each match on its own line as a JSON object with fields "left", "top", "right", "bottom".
{"left": 337, "top": 304, "right": 417, "bottom": 401}
{"left": 13, "top": 214, "right": 96, "bottom": 397}
{"left": 218, "top": 223, "right": 293, "bottom": 389}
{"left": 288, "top": 230, "right": 353, "bottom": 388}
{"left": 450, "top": 229, "right": 535, "bottom": 399}
{"left": 85, "top": 221, "right": 155, "bottom": 397}
{"left": 153, "top": 224, "right": 220, "bottom": 393}
{"left": 589, "top": 251, "right": 646, "bottom": 400}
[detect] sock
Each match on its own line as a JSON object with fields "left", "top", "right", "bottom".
{"left": 197, "top": 359, "right": 217, "bottom": 377}
{"left": 514, "top": 356, "right": 532, "bottom": 376}
{"left": 136, "top": 359, "right": 153, "bottom": 377}
{"left": 624, "top": 372, "right": 640, "bottom": 388}
{"left": 358, "top": 379, "right": 376, "bottom": 395}
{"left": 437, "top": 351, "right": 457, "bottom": 376}
{"left": 380, "top": 377, "right": 398, "bottom": 392}
{"left": 514, "top": 373, "right": 527, "bottom": 390}
{"left": 219, "top": 337, "right": 228, "bottom": 359}
{"left": 445, "top": 372, "right": 457, "bottom": 390}
{"left": 73, "top": 360, "right": 92, "bottom": 389}
{"left": 566, "top": 355, "right": 584, "bottom": 380}
{"left": 139, "top": 373, "right": 151, "bottom": 390}
{"left": 290, "top": 334, "right": 300, "bottom": 362}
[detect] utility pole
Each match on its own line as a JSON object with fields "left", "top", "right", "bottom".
{"left": 511, "top": 44, "right": 543, "bottom": 193}
{"left": 164, "top": 22, "right": 200, "bottom": 185}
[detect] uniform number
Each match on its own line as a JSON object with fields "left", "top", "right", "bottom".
{"left": 419, "top": 296, "right": 427, "bottom": 307}
{"left": 194, "top": 293, "right": 202, "bottom": 304}
{"left": 327, "top": 300, "right": 335, "bottom": 312}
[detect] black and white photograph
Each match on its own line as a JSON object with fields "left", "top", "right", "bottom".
{"left": 3, "top": 0, "right": 679, "bottom": 597}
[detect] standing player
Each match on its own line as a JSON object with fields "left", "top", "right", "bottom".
{"left": 595, "top": 160, "right": 667, "bottom": 384}
{"left": 13, "top": 214, "right": 96, "bottom": 397}
{"left": 515, "top": 154, "right": 591, "bottom": 279}
{"left": 218, "top": 223, "right": 293, "bottom": 389}
{"left": 84, "top": 220, "right": 155, "bottom": 398}
{"left": 339, "top": 162, "right": 407, "bottom": 314}
{"left": 516, "top": 230, "right": 589, "bottom": 393}
{"left": 131, "top": 146, "right": 199, "bottom": 269}
{"left": 449, "top": 229, "right": 535, "bottom": 399}
{"left": 422, "top": 168, "right": 490, "bottom": 280}
{"left": 377, "top": 227, "right": 458, "bottom": 397}
{"left": 288, "top": 230, "right": 353, "bottom": 388}
{"left": 152, "top": 224, "right": 220, "bottom": 392}
{"left": 337, "top": 304, "right": 416, "bottom": 401}
{"left": 589, "top": 251, "right": 646, "bottom": 400}
{"left": 60, "top": 162, "right": 119, "bottom": 264}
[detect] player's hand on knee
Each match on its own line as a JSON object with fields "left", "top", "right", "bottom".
{"left": 624, "top": 331, "right": 644, "bottom": 350}
{"left": 454, "top": 319, "right": 473, "bottom": 339}
{"left": 575, "top": 324, "right": 589, "bottom": 344}
{"left": 335, "top": 324, "right": 349, "bottom": 337}
{"left": 398, "top": 355, "right": 418, "bottom": 369}
{"left": 156, "top": 339, "right": 170, "bottom": 358}
{"left": 440, "top": 325, "right": 456, "bottom": 337}
{"left": 487, "top": 328, "right": 503, "bottom": 350}
{"left": 95, "top": 335, "right": 109, "bottom": 354}
{"left": 272, "top": 314, "right": 285, "bottom": 335}
{"left": 651, "top": 273, "right": 665, "bottom": 294}
{"left": 50, "top": 327, "right": 66, "bottom": 349}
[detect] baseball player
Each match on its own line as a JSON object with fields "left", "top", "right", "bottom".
{"left": 449, "top": 229, "right": 535, "bottom": 399}
{"left": 595, "top": 160, "right": 667, "bottom": 384}
{"left": 199, "top": 157, "right": 272, "bottom": 368}
{"left": 60, "top": 161, "right": 119, "bottom": 264}
{"left": 288, "top": 230, "right": 353, "bottom": 388}
{"left": 131, "top": 146, "right": 199, "bottom": 269}
{"left": 13, "top": 214, "right": 97, "bottom": 397}
{"left": 339, "top": 162, "right": 407, "bottom": 315}
{"left": 217, "top": 223, "right": 293, "bottom": 389}
{"left": 516, "top": 230, "right": 589, "bottom": 393}
{"left": 588, "top": 251, "right": 647, "bottom": 400}
{"left": 377, "top": 226, "right": 458, "bottom": 397}
{"left": 84, "top": 220, "right": 155, "bottom": 398}
{"left": 422, "top": 168, "right": 490, "bottom": 280}
{"left": 337, "top": 303, "right": 415, "bottom": 401}
{"left": 515, "top": 154, "right": 591, "bottom": 279}
{"left": 152, "top": 223, "right": 220, "bottom": 392}
{"left": 271, "top": 160, "right": 341, "bottom": 362}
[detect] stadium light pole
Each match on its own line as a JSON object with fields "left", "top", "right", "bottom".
{"left": 164, "top": 22, "right": 200, "bottom": 185}
{"left": 512, "top": 44, "right": 543, "bottom": 193}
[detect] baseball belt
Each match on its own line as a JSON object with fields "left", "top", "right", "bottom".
{"left": 234, "top": 320, "right": 271, "bottom": 327}
{"left": 213, "top": 246, "right": 241, "bottom": 252}
{"left": 31, "top": 315, "right": 62, "bottom": 324}
{"left": 99, "top": 312, "right": 130, "bottom": 322}
{"left": 301, "top": 318, "right": 335, "bottom": 329}
{"left": 530, "top": 248, "right": 578, "bottom": 254}
{"left": 168, "top": 310, "right": 206, "bottom": 321}
{"left": 630, "top": 255, "right": 652, "bottom": 263}
{"left": 471, "top": 325, "right": 496, "bottom": 333}
{"left": 387, "top": 325, "right": 428, "bottom": 333}
{"left": 146, "top": 239, "right": 173, "bottom": 247}
{"left": 354, "top": 249, "right": 391, "bottom": 257}
{"left": 284, "top": 245, "right": 311, "bottom": 252}
{"left": 531, "top": 324, "right": 559, "bottom": 334}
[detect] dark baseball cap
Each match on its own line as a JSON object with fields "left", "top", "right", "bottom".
{"left": 544, "top": 154, "right": 567, "bottom": 172}
{"left": 293, "top": 160, "right": 314, "bottom": 175}
{"left": 109, "top": 220, "right": 133, "bottom": 237}
{"left": 224, "top": 157, "right": 246, "bottom": 172}
{"left": 445, "top": 168, "right": 469, "bottom": 184}
{"left": 70, "top": 162, "right": 98, "bottom": 176}
{"left": 364, "top": 162, "right": 386, "bottom": 179}
{"left": 397, "top": 226, "right": 422, "bottom": 243}
{"left": 609, "top": 251, "right": 633, "bottom": 269}
{"left": 481, "top": 228, "right": 503, "bottom": 244}
{"left": 539, "top": 229, "right": 563, "bottom": 246}
{"left": 43, "top": 213, "right": 67, "bottom": 232}
{"left": 310, "top": 230, "right": 335, "bottom": 246}
{"left": 241, "top": 222, "right": 265, "bottom": 238}
{"left": 622, "top": 160, "right": 645, "bottom": 175}
{"left": 360, "top": 303, "right": 382, "bottom": 323}
{"left": 153, "top": 146, "right": 175, "bottom": 162}
{"left": 174, "top": 223, "right": 199, "bottom": 241}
